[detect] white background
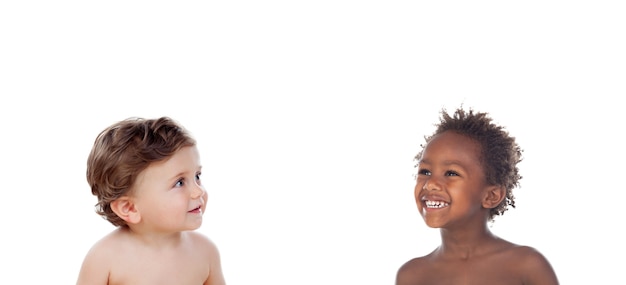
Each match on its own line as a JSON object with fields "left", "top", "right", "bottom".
{"left": 1, "top": 1, "right": 624, "bottom": 284}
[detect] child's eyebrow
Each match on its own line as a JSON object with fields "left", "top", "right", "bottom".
{"left": 419, "top": 158, "right": 465, "bottom": 167}
{"left": 167, "top": 172, "right": 187, "bottom": 182}
{"left": 168, "top": 167, "right": 202, "bottom": 181}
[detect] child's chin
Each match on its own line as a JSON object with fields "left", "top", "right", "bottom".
{"left": 422, "top": 219, "right": 444, "bottom": 229}
{"left": 184, "top": 221, "right": 203, "bottom": 231}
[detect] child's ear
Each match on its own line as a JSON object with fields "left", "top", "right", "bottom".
{"left": 482, "top": 185, "right": 506, "bottom": 209}
{"left": 111, "top": 196, "right": 141, "bottom": 224}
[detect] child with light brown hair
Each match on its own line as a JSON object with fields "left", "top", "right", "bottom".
{"left": 396, "top": 107, "right": 558, "bottom": 285}
{"left": 77, "top": 117, "right": 225, "bottom": 285}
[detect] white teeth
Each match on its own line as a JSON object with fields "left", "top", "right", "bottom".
{"left": 425, "top": 200, "right": 449, "bottom": 208}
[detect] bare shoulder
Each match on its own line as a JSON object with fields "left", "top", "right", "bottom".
{"left": 185, "top": 231, "right": 221, "bottom": 255}
{"left": 505, "top": 245, "right": 559, "bottom": 285}
{"left": 76, "top": 230, "right": 126, "bottom": 285}
{"left": 185, "top": 232, "right": 226, "bottom": 285}
{"left": 395, "top": 254, "right": 434, "bottom": 285}
{"left": 506, "top": 245, "right": 553, "bottom": 268}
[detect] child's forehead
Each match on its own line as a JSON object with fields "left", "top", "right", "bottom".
{"left": 139, "top": 145, "right": 199, "bottom": 170}
{"left": 421, "top": 131, "right": 482, "bottom": 160}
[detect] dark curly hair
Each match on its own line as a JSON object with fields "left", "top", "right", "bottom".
{"left": 415, "top": 107, "right": 523, "bottom": 221}
{"left": 86, "top": 117, "right": 196, "bottom": 227}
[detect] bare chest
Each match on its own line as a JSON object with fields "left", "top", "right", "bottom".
{"left": 410, "top": 258, "right": 524, "bottom": 285}
{"left": 108, "top": 250, "right": 210, "bottom": 285}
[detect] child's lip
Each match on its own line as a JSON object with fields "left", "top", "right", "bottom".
{"left": 421, "top": 194, "right": 449, "bottom": 203}
{"left": 188, "top": 205, "right": 202, "bottom": 212}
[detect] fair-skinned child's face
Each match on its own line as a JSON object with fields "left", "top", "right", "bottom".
{"left": 414, "top": 131, "right": 490, "bottom": 229}
{"left": 131, "top": 145, "right": 208, "bottom": 233}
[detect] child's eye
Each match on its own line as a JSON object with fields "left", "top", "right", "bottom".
{"left": 175, "top": 179, "right": 185, "bottom": 187}
{"left": 418, "top": 169, "right": 431, "bottom": 176}
{"left": 195, "top": 172, "right": 202, "bottom": 183}
{"left": 445, "top": 170, "right": 460, "bottom": 177}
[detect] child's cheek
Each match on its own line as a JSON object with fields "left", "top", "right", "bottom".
{"left": 202, "top": 191, "right": 209, "bottom": 212}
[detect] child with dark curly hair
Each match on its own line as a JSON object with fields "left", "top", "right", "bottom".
{"left": 76, "top": 117, "right": 225, "bottom": 285}
{"left": 396, "top": 107, "right": 558, "bottom": 285}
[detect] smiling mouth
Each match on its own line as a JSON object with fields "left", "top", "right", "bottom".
{"left": 188, "top": 206, "right": 202, "bottom": 213}
{"left": 424, "top": 200, "right": 449, "bottom": 209}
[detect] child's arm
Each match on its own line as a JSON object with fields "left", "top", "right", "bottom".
{"left": 76, "top": 246, "right": 110, "bottom": 285}
{"left": 200, "top": 235, "right": 226, "bottom": 285}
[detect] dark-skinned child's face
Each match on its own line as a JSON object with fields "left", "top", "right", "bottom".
{"left": 414, "top": 131, "right": 492, "bottom": 229}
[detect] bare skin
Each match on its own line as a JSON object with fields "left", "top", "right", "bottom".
{"left": 396, "top": 229, "right": 558, "bottom": 285}
{"left": 77, "top": 228, "right": 225, "bottom": 285}
{"left": 396, "top": 131, "right": 558, "bottom": 285}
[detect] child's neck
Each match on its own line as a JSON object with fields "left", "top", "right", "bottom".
{"left": 121, "top": 226, "right": 185, "bottom": 248}
{"left": 437, "top": 224, "right": 501, "bottom": 260}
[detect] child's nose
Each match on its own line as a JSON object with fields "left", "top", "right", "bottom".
{"left": 190, "top": 183, "right": 205, "bottom": 199}
{"left": 422, "top": 177, "right": 442, "bottom": 191}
